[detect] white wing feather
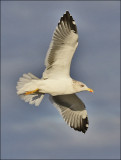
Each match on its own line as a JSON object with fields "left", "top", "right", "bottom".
{"left": 43, "top": 11, "right": 78, "bottom": 79}
{"left": 49, "top": 94, "right": 89, "bottom": 133}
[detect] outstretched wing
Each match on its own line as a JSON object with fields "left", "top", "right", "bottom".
{"left": 43, "top": 11, "right": 78, "bottom": 79}
{"left": 49, "top": 94, "right": 89, "bottom": 133}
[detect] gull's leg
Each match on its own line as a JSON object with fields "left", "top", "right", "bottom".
{"left": 24, "top": 89, "right": 39, "bottom": 95}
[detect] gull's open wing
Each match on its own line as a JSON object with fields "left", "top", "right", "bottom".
{"left": 50, "top": 94, "right": 89, "bottom": 133}
{"left": 43, "top": 11, "right": 78, "bottom": 79}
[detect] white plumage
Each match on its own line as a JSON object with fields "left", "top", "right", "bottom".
{"left": 16, "top": 11, "right": 93, "bottom": 133}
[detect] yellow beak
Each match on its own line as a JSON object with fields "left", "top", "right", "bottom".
{"left": 87, "top": 88, "right": 94, "bottom": 93}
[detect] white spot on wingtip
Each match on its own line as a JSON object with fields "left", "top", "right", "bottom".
{"left": 72, "top": 21, "right": 76, "bottom": 25}
{"left": 86, "top": 124, "right": 88, "bottom": 127}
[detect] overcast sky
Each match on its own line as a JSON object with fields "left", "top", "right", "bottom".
{"left": 1, "top": 1, "right": 120, "bottom": 159}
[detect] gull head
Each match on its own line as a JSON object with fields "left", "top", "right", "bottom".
{"left": 72, "top": 80, "right": 94, "bottom": 93}
{"left": 79, "top": 82, "right": 94, "bottom": 93}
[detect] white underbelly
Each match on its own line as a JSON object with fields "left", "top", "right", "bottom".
{"left": 38, "top": 78, "right": 74, "bottom": 96}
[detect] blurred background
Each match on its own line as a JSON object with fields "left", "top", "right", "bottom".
{"left": 1, "top": 1, "right": 120, "bottom": 159}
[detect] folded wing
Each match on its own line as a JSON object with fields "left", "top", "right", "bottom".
{"left": 50, "top": 94, "right": 89, "bottom": 133}
{"left": 43, "top": 11, "right": 78, "bottom": 79}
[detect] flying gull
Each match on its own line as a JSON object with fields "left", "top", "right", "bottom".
{"left": 16, "top": 11, "right": 93, "bottom": 133}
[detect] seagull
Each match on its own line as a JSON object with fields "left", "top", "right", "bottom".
{"left": 16, "top": 11, "right": 93, "bottom": 133}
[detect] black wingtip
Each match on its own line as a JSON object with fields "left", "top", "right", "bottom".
{"left": 66, "top": 11, "right": 70, "bottom": 15}
{"left": 58, "top": 11, "right": 77, "bottom": 34}
{"left": 82, "top": 116, "right": 89, "bottom": 133}
{"left": 72, "top": 116, "right": 89, "bottom": 133}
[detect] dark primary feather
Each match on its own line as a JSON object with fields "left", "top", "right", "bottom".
{"left": 58, "top": 11, "right": 77, "bottom": 34}
{"left": 50, "top": 94, "right": 89, "bottom": 133}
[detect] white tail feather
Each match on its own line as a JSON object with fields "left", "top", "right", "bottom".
{"left": 16, "top": 73, "right": 44, "bottom": 106}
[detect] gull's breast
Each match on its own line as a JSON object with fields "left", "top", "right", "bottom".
{"left": 40, "top": 78, "right": 74, "bottom": 96}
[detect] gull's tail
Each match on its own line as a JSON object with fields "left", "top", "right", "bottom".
{"left": 16, "top": 73, "right": 44, "bottom": 106}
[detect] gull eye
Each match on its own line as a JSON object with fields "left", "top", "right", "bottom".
{"left": 81, "top": 85, "right": 84, "bottom": 87}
